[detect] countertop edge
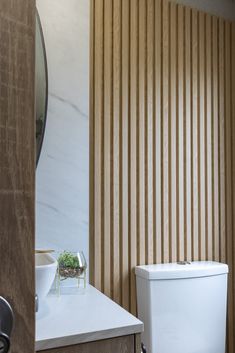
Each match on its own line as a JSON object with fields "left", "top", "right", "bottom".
{"left": 36, "top": 323, "right": 144, "bottom": 351}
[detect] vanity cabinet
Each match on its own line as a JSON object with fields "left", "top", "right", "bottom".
{"left": 36, "top": 286, "right": 143, "bottom": 353}
{"left": 39, "top": 334, "right": 141, "bottom": 353}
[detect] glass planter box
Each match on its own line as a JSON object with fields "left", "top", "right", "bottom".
{"left": 56, "top": 251, "right": 87, "bottom": 294}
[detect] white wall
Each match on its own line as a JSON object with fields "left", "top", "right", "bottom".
{"left": 36, "top": 0, "right": 89, "bottom": 271}
{"left": 172, "top": 0, "right": 235, "bottom": 21}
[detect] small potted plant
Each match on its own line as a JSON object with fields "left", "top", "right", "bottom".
{"left": 56, "top": 251, "right": 87, "bottom": 291}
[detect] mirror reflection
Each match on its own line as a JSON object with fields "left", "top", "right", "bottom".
{"left": 35, "top": 11, "right": 48, "bottom": 165}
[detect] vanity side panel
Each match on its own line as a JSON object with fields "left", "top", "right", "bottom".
{"left": 38, "top": 335, "right": 135, "bottom": 353}
{"left": 135, "top": 334, "right": 141, "bottom": 353}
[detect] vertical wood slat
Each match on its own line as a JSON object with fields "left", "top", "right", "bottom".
{"left": 225, "top": 21, "right": 234, "bottom": 352}
{"left": 90, "top": 1, "right": 235, "bottom": 347}
{"left": 219, "top": 19, "right": 226, "bottom": 264}
{"left": 121, "top": 0, "right": 130, "bottom": 310}
{"left": 185, "top": 7, "right": 192, "bottom": 261}
{"left": 162, "top": 0, "right": 170, "bottom": 263}
{"left": 112, "top": 0, "right": 121, "bottom": 304}
{"left": 146, "top": 0, "right": 154, "bottom": 265}
{"left": 155, "top": 0, "right": 162, "bottom": 265}
{"left": 89, "top": 0, "right": 95, "bottom": 286}
{"left": 177, "top": 4, "right": 185, "bottom": 261}
{"left": 199, "top": 11, "right": 206, "bottom": 261}
{"left": 170, "top": 2, "right": 177, "bottom": 263}
{"left": 206, "top": 14, "right": 213, "bottom": 260}
{"left": 192, "top": 9, "right": 199, "bottom": 261}
{"left": 138, "top": 0, "right": 146, "bottom": 266}
{"left": 129, "top": 0, "right": 138, "bottom": 314}
{"left": 212, "top": 16, "right": 220, "bottom": 261}
{"left": 92, "top": 0, "right": 104, "bottom": 291}
{"left": 103, "top": 0, "right": 113, "bottom": 298}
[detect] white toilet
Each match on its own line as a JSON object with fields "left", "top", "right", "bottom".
{"left": 136, "top": 261, "right": 228, "bottom": 353}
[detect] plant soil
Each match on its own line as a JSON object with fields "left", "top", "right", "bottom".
{"left": 59, "top": 267, "right": 85, "bottom": 278}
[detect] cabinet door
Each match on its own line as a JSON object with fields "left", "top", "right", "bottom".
{"left": 0, "top": 0, "right": 35, "bottom": 352}
{"left": 39, "top": 335, "right": 135, "bottom": 353}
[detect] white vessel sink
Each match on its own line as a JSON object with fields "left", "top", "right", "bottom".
{"left": 36, "top": 253, "right": 58, "bottom": 302}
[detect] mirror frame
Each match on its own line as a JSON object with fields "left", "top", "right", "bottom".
{"left": 36, "top": 9, "right": 48, "bottom": 167}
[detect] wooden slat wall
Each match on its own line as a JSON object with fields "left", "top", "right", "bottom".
{"left": 90, "top": 0, "right": 235, "bottom": 350}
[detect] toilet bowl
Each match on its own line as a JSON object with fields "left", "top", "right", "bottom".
{"left": 135, "top": 261, "right": 228, "bottom": 353}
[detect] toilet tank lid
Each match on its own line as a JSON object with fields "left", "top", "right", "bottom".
{"left": 135, "top": 261, "right": 229, "bottom": 280}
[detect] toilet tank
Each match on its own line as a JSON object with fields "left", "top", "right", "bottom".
{"left": 135, "top": 261, "right": 228, "bottom": 353}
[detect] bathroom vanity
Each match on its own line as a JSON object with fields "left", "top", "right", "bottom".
{"left": 36, "top": 285, "right": 143, "bottom": 353}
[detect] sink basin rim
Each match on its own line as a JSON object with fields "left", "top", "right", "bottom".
{"left": 36, "top": 253, "right": 58, "bottom": 269}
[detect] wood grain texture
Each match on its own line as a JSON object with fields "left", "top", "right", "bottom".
{"left": 134, "top": 334, "right": 141, "bottom": 353}
{"left": 191, "top": 8, "right": 199, "bottom": 261}
{"left": 232, "top": 21, "right": 235, "bottom": 353}
{"left": 90, "top": 0, "right": 235, "bottom": 350}
{"left": 0, "top": 1, "right": 35, "bottom": 352}
{"left": 103, "top": 0, "right": 112, "bottom": 298}
{"left": 39, "top": 335, "right": 135, "bottom": 353}
{"left": 225, "top": 20, "right": 234, "bottom": 353}
{"left": 121, "top": 0, "right": 130, "bottom": 310}
{"left": 170, "top": 2, "right": 177, "bottom": 263}
{"left": 185, "top": 6, "right": 192, "bottom": 261}
{"left": 129, "top": 0, "right": 138, "bottom": 315}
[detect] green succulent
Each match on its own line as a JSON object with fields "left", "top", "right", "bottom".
{"left": 58, "top": 251, "right": 79, "bottom": 269}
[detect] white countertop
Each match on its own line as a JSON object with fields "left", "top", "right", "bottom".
{"left": 36, "top": 285, "right": 143, "bottom": 351}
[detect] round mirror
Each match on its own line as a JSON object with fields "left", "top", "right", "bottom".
{"left": 36, "top": 11, "right": 48, "bottom": 166}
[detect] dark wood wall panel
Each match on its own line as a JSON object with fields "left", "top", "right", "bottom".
{"left": 90, "top": 1, "right": 235, "bottom": 351}
{"left": 0, "top": 1, "right": 35, "bottom": 352}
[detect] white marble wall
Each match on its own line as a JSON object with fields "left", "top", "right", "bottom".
{"left": 36, "top": 0, "right": 89, "bottom": 272}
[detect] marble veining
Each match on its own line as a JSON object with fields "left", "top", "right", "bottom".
{"left": 36, "top": 0, "right": 89, "bottom": 270}
{"left": 49, "top": 92, "right": 88, "bottom": 119}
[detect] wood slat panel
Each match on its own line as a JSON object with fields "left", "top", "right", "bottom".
{"left": 212, "top": 16, "right": 220, "bottom": 261}
{"left": 90, "top": 1, "right": 235, "bottom": 349}
{"left": 185, "top": 6, "right": 192, "bottom": 261}
{"left": 138, "top": 0, "right": 146, "bottom": 266}
{"left": 112, "top": 0, "right": 121, "bottom": 304}
{"left": 92, "top": 0, "right": 104, "bottom": 291}
{"left": 146, "top": 0, "right": 154, "bottom": 265}
{"left": 103, "top": 0, "right": 113, "bottom": 298}
{"left": 170, "top": 2, "right": 177, "bottom": 263}
{"left": 192, "top": 9, "right": 199, "bottom": 261}
{"left": 121, "top": 0, "right": 130, "bottom": 310}
{"left": 219, "top": 18, "right": 226, "bottom": 264}
{"left": 162, "top": 0, "right": 170, "bottom": 264}
{"left": 225, "top": 21, "right": 234, "bottom": 352}
{"left": 89, "top": 0, "right": 95, "bottom": 287}
{"left": 199, "top": 11, "right": 206, "bottom": 261}
{"left": 129, "top": 0, "right": 138, "bottom": 314}
{"left": 206, "top": 14, "right": 213, "bottom": 260}
{"left": 155, "top": 0, "right": 163, "bottom": 265}
{"left": 177, "top": 4, "right": 185, "bottom": 262}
